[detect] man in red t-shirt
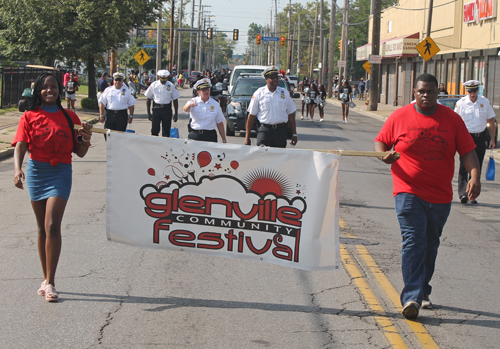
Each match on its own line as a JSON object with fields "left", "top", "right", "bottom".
{"left": 374, "top": 73, "right": 480, "bottom": 320}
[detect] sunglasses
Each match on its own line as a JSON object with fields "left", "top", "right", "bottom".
{"left": 200, "top": 87, "right": 209, "bottom": 91}
{"left": 114, "top": 78, "right": 123, "bottom": 81}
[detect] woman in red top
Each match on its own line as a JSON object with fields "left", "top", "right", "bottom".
{"left": 12, "top": 72, "right": 93, "bottom": 302}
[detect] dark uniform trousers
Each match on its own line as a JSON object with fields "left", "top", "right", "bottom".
{"left": 151, "top": 103, "right": 173, "bottom": 137}
{"left": 188, "top": 129, "right": 218, "bottom": 142}
{"left": 104, "top": 109, "right": 128, "bottom": 132}
{"left": 458, "top": 130, "right": 487, "bottom": 197}
{"left": 257, "top": 123, "right": 288, "bottom": 148}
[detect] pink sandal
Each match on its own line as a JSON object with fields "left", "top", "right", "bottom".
{"left": 45, "top": 284, "right": 58, "bottom": 302}
{"left": 37, "top": 280, "right": 47, "bottom": 296}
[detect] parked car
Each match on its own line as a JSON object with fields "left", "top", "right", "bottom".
{"left": 225, "top": 75, "right": 300, "bottom": 137}
{"left": 188, "top": 71, "right": 202, "bottom": 87}
{"left": 286, "top": 75, "right": 298, "bottom": 89}
{"left": 438, "top": 95, "right": 498, "bottom": 148}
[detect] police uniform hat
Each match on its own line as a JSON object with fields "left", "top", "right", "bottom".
{"left": 157, "top": 70, "right": 170, "bottom": 79}
{"left": 262, "top": 66, "right": 279, "bottom": 78}
{"left": 112, "top": 72, "right": 125, "bottom": 80}
{"left": 194, "top": 78, "right": 211, "bottom": 90}
{"left": 463, "top": 80, "right": 480, "bottom": 91}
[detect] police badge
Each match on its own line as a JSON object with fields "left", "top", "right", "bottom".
{"left": 167, "top": 85, "right": 171, "bottom": 91}
{"left": 281, "top": 91, "right": 285, "bottom": 99}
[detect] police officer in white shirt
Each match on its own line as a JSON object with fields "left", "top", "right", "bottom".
{"left": 145, "top": 69, "right": 180, "bottom": 137}
{"left": 245, "top": 66, "right": 297, "bottom": 148}
{"left": 183, "top": 78, "right": 227, "bottom": 143}
{"left": 455, "top": 80, "right": 496, "bottom": 204}
{"left": 98, "top": 72, "right": 136, "bottom": 133}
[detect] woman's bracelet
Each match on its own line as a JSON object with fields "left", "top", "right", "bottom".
{"left": 82, "top": 138, "right": 91, "bottom": 143}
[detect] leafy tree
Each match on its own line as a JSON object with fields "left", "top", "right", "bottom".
{"left": 0, "top": 0, "right": 162, "bottom": 98}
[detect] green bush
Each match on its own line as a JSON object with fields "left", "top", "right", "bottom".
{"left": 80, "top": 97, "right": 99, "bottom": 110}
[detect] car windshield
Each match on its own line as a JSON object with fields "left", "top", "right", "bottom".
{"left": 439, "top": 99, "right": 458, "bottom": 109}
{"left": 233, "top": 80, "right": 266, "bottom": 96}
{"left": 231, "top": 69, "right": 265, "bottom": 86}
{"left": 233, "top": 79, "right": 288, "bottom": 96}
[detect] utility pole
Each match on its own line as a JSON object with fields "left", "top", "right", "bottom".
{"left": 286, "top": 0, "right": 292, "bottom": 74}
{"left": 319, "top": 0, "right": 324, "bottom": 84}
{"left": 274, "top": 0, "right": 278, "bottom": 66}
{"left": 187, "top": 0, "right": 195, "bottom": 76}
{"left": 340, "top": 0, "right": 349, "bottom": 80}
{"left": 156, "top": 2, "right": 163, "bottom": 73}
{"left": 296, "top": 15, "right": 301, "bottom": 78}
{"left": 169, "top": 0, "right": 175, "bottom": 72}
{"left": 269, "top": 14, "right": 272, "bottom": 65}
{"left": 369, "top": 0, "right": 381, "bottom": 111}
{"left": 177, "top": 0, "right": 183, "bottom": 73}
{"left": 308, "top": 3, "right": 318, "bottom": 82}
{"left": 327, "top": 0, "right": 336, "bottom": 97}
{"left": 195, "top": 0, "right": 202, "bottom": 71}
{"left": 422, "top": 0, "right": 434, "bottom": 73}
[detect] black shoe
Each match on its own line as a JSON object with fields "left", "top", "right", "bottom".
{"left": 460, "top": 195, "right": 468, "bottom": 204}
{"left": 471, "top": 199, "right": 477, "bottom": 204}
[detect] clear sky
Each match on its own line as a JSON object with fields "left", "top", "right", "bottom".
{"left": 182, "top": 0, "right": 314, "bottom": 54}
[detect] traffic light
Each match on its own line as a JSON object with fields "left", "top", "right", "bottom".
{"left": 338, "top": 39, "right": 342, "bottom": 51}
{"left": 233, "top": 29, "right": 239, "bottom": 41}
{"left": 280, "top": 36, "right": 286, "bottom": 47}
{"left": 207, "top": 28, "right": 213, "bottom": 39}
{"left": 256, "top": 35, "right": 262, "bottom": 45}
{"left": 149, "top": 30, "right": 153, "bottom": 38}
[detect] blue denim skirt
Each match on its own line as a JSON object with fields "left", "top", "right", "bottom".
{"left": 27, "top": 159, "right": 72, "bottom": 201}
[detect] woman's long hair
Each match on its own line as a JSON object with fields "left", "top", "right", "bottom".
{"left": 28, "top": 72, "right": 77, "bottom": 150}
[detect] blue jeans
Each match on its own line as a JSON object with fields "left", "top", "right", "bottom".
{"left": 394, "top": 193, "right": 451, "bottom": 306}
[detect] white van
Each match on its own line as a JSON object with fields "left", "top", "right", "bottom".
{"left": 228, "top": 65, "right": 268, "bottom": 93}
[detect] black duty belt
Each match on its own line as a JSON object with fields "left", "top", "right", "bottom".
{"left": 470, "top": 131, "right": 486, "bottom": 137}
{"left": 190, "top": 129, "right": 216, "bottom": 134}
{"left": 260, "top": 122, "right": 287, "bottom": 129}
{"left": 107, "top": 109, "right": 127, "bottom": 114}
{"left": 153, "top": 102, "right": 172, "bottom": 108}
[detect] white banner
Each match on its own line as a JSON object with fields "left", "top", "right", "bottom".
{"left": 106, "top": 133, "right": 340, "bottom": 271}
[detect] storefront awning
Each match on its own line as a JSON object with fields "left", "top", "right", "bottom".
{"left": 356, "top": 33, "right": 420, "bottom": 61}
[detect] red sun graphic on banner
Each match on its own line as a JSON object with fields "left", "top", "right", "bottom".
{"left": 243, "top": 168, "right": 292, "bottom": 197}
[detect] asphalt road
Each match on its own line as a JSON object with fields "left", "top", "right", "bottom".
{"left": 0, "top": 87, "right": 499, "bottom": 348}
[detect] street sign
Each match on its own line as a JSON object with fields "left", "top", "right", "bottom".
{"left": 262, "top": 36, "right": 280, "bottom": 42}
{"left": 134, "top": 49, "right": 150, "bottom": 66}
{"left": 369, "top": 55, "right": 382, "bottom": 64}
{"left": 142, "top": 44, "right": 157, "bottom": 49}
{"left": 363, "top": 61, "right": 371, "bottom": 75}
{"left": 337, "top": 60, "right": 346, "bottom": 68}
{"left": 416, "top": 36, "right": 440, "bottom": 61}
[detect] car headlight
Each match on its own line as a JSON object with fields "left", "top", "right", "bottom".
{"left": 230, "top": 101, "right": 242, "bottom": 111}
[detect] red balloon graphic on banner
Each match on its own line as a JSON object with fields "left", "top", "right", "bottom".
{"left": 230, "top": 161, "right": 239, "bottom": 170}
{"left": 197, "top": 151, "right": 212, "bottom": 168}
{"left": 147, "top": 168, "right": 155, "bottom": 176}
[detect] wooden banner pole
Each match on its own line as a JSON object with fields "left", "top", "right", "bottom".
{"left": 74, "top": 125, "right": 398, "bottom": 158}
{"left": 74, "top": 125, "right": 122, "bottom": 134}
{"left": 311, "top": 149, "right": 399, "bottom": 158}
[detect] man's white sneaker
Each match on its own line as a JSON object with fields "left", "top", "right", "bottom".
{"left": 421, "top": 295, "right": 433, "bottom": 309}
{"left": 402, "top": 301, "right": 420, "bottom": 319}
{"left": 300, "top": 116, "right": 304, "bottom": 120}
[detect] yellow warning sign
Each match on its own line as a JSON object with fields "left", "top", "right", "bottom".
{"left": 416, "top": 37, "right": 440, "bottom": 62}
{"left": 134, "top": 49, "right": 150, "bottom": 66}
{"left": 363, "top": 61, "right": 371, "bottom": 75}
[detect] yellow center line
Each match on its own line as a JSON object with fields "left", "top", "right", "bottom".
{"left": 340, "top": 245, "right": 409, "bottom": 349}
{"left": 355, "top": 245, "right": 440, "bottom": 349}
